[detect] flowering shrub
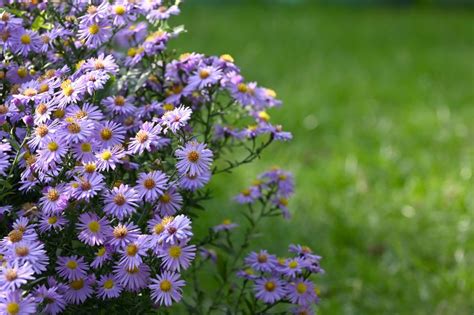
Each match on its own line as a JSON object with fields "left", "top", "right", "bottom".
{"left": 0, "top": 1, "right": 322, "bottom": 314}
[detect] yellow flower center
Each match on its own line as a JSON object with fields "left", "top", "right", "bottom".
{"left": 20, "top": 34, "right": 31, "bottom": 45}
{"left": 163, "top": 103, "right": 174, "bottom": 111}
{"left": 136, "top": 130, "right": 149, "bottom": 143}
{"left": 288, "top": 261, "right": 298, "bottom": 269}
{"left": 23, "top": 88, "right": 37, "bottom": 97}
{"left": 47, "top": 216, "right": 58, "bottom": 225}
{"left": 66, "top": 260, "right": 78, "bottom": 269}
{"left": 36, "top": 125, "right": 49, "bottom": 137}
{"left": 101, "top": 150, "right": 112, "bottom": 161}
{"left": 279, "top": 198, "right": 288, "bottom": 206}
{"left": 114, "top": 5, "right": 126, "bottom": 15}
{"left": 113, "top": 226, "right": 128, "bottom": 239}
{"left": 127, "top": 47, "right": 137, "bottom": 57}
{"left": 8, "top": 230, "right": 23, "bottom": 243}
{"left": 258, "top": 111, "right": 270, "bottom": 122}
{"left": 70, "top": 279, "right": 84, "bottom": 290}
{"left": 36, "top": 103, "right": 47, "bottom": 115}
{"left": 199, "top": 69, "right": 210, "bottom": 79}
{"left": 143, "top": 178, "right": 155, "bottom": 189}
{"left": 53, "top": 109, "right": 65, "bottom": 118}
{"left": 126, "top": 244, "right": 138, "bottom": 256}
{"left": 160, "top": 280, "right": 172, "bottom": 292}
{"left": 296, "top": 282, "right": 307, "bottom": 294}
{"left": 114, "top": 96, "right": 125, "bottom": 106}
{"left": 222, "top": 219, "right": 232, "bottom": 225}
{"left": 67, "top": 122, "right": 81, "bottom": 134}
{"left": 5, "top": 269, "right": 17, "bottom": 281}
{"left": 159, "top": 193, "right": 171, "bottom": 203}
{"left": 97, "top": 247, "right": 106, "bottom": 257}
{"left": 89, "top": 24, "right": 100, "bottom": 35}
{"left": 264, "top": 281, "right": 276, "bottom": 292}
{"left": 88, "top": 221, "right": 100, "bottom": 233}
{"left": 84, "top": 163, "right": 96, "bottom": 173}
{"left": 15, "top": 246, "right": 29, "bottom": 257}
{"left": 168, "top": 246, "right": 181, "bottom": 258}
{"left": 257, "top": 254, "right": 268, "bottom": 263}
{"left": 47, "top": 189, "right": 59, "bottom": 201}
{"left": 114, "top": 193, "right": 126, "bottom": 206}
{"left": 187, "top": 151, "right": 200, "bottom": 162}
{"left": 6, "top": 303, "right": 20, "bottom": 315}
{"left": 100, "top": 128, "right": 113, "bottom": 140}
{"left": 17, "top": 67, "right": 28, "bottom": 78}
{"left": 220, "top": 54, "right": 234, "bottom": 62}
{"left": 81, "top": 143, "right": 92, "bottom": 152}
{"left": 237, "top": 83, "right": 248, "bottom": 93}
{"left": 103, "top": 279, "right": 114, "bottom": 289}
{"left": 154, "top": 223, "right": 164, "bottom": 234}
{"left": 242, "top": 189, "right": 251, "bottom": 196}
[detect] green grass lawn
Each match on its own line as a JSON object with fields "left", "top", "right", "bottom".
{"left": 170, "top": 4, "right": 474, "bottom": 314}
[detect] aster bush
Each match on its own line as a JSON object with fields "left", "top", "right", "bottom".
{"left": 0, "top": 1, "right": 322, "bottom": 314}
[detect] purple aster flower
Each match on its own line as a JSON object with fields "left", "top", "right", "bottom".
{"left": 79, "top": 69, "right": 110, "bottom": 94}
{"left": 34, "top": 285, "right": 67, "bottom": 315}
{"left": 158, "top": 215, "right": 193, "bottom": 245}
{"left": 82, "top": 54, "right": 118, "bottom": 75}
{"left": 277, "top": 257, "right": 308, "bottom": 278}
{"left": 114, "top": 262, "right": 150, "bottom": 292}
{"left": 109, "top": 222, "right": 140, "bottom": 249}
{"left": 199, "top": 248, "right": 217, "bottom": 264}
{"left": 5, "top": 240, "right": 49, "bottom": 274}
{"left": 254, "top": 277, "right": 286, "bottom": 304}
{"left": 286, "top": 278, "right": 317, "bottom": 306}
{"left": 97, "top": 273, "right": 123, "bottom": 299}
{"left": 38, "top": 186, "right": 67, "bottom": 214}
{"left": 245, "top": 250, "right": 278, "bottom": 273}
{"left": 79, "top": 2, "right": 110, "bottom": 24}
{"left": 102, "top": 95, "right": 136, "bottom": 116}
{"left": 291, "top": 305, "right": 316, "bottom": 315}
{"left": 66, "top": 103, "right": 103, "bottom": 121}
{"left": 234, "top": 186, "right": 261, "bottom": 204}
{"left": 110, "top": 2, "right": 136, "bottom": 26}
{"left": 178, "top": 170, "right": 211, "bottom": 191}
{"left": 104, "top": 184, "right": 139, "bottom": 220}
{"left": 55, "top": 79, "right": 85, "bottom": 109}
{"left": 159, "top": 244, "right": 196, "bottom": 272}
{"left": 39, "top": 213, "right": 68, "bottom": 233}
{"left": 213, "top": 219, "right": 239, "bottom": 232}
{"left": 76, "top": 212, "right": 111, "bottom": 246}
{"left": 58, "top": 117, "right": 95, "bottom": 144}
{"left": 56, "top": 256, "right": 88, "bottom": 281}
{"left": 0, "top": 290, "right": 36, "bottom": 315}
{"left": 128, "top": 122, "right": 162, "bottom": 154}
{"left": 149, "top": 271, "right": 185, "bottom": 307}
{"left": 28, "top": 120, "right": 60, "bottom": 149}
{"left": 64, "top": 276, "right": 94, "bottom": 304}
{"left": 118, "top": 235, "right": 150, "bottom": 269}
{"left": 0, "top": 262, "right": 35, "bottom": 291}
{"left": 95, "top": 121, "right": 126, "bottom": 148}
{"left": 175, "top": 141, "right": 213, "bottom": 176}
{"left": 160, "top": 105, "right": 192, "bottom": 134}
{"left": 236, "top": 267, "right": 259, "bottom": 280}
{"left": 37, "top": 136, "right": 68, "bottom": 165}
{"left": 11, "top": 28, "right": 41, "bottom": 56}
{"left": 91, "top": 246, "right": 112, "bottom": 269}
{"left": 155, "top": 187, "right": 182, "bottom": 217}
{"left": 71, "top": 140, "right": 99, "bottom": 163}
{"left": 95, "top": 146, "right": 125, "bottom": 171}
{"left": 147, "top": 5, "right": 180, "bottom": 22}
{"left": 69, "top": 173, "right": 105, "bottom": 201}
{"left": 184, "top": 65, "right": 222, "bottom": 93}
{"left": 78, "top": 19, "right": 112, "bottom": 48}
{"left": 135, "top": 171, "right": 168, "bottom": 202}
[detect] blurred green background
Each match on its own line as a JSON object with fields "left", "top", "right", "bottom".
{"left": 171, "top": 2, "right": 474, "bottom": 314}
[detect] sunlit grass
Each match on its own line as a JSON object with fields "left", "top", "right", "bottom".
{"left": 170, "top": 4, "right": 474, "bottom": 314}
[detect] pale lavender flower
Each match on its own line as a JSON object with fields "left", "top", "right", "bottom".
{"left": 178, "top": 170, "right": 211, "bottom": 191}
{"left": 64, "top": 276, "right": 94, "bottom": 304}
{"left": 76, "top": 212, "right": 111, "bottom": 246}
{"left": 34, "top": 285, "right": 67, "bottom": 315}
{"left": 104, "top": 184, "right": 139, "bottom": 220}
{"left": 0, "top": 290, "right": 36, "bottom": 315}
{"left": 160, "top": 105, "right": 192, "bottom": 133}
{"left": 0, "top": 262, "right": 34, "bottom": 291}
{"left": 97, "top": 274, "right": 123, "bottom": 299}
{"left": 56, "top": 256, "right": 88, "bottom": 281}
{"left": 135, "top": 171, "right": 168, "bottom": 202}
{"left": 158, "top": 215, "right": 193, "bottom": 245}
{"left": 118, "top": 236, "right": 150, "bottom": 269}
{"left": 213, "top": 219, "right": 238, "bottom": 232}
{"left": 149, "top": 271, "right": 185, "bottom": 306}
{"left": 286, "top": 278, "right": 317, "bottom": 305}
{"left": 159, "top": 244, "right": 196, "bottom": 272}
{"left": 5, "top": 241, "right": 49, "bottom": 274}
{"left": 95, "top": 146, "right": 125, "bottom": 171}
{"left": 175, "top": 141, "right": 213, "bottom": 176}
{"left": 114, "top": 262, "right": 150, "bottom": 292}
{"left": 78, "top": 19, "right": 112, "bottom": 48}
{"left": 11, "top": 28, "right": 41, "bottom": 56}
{"left": 128, "top": 122, "right": 162, "bottom": 154}
{"left": 109, "top": 222, "right": 140, "bottom": 249}
{"left": 155, "top": 187, "right": 182, "bottom": 217}
{"left": 245, "top": 250, "right": 278, "bottom": 273}
{"left": 254, "top": 277, "right": 286, "bottom": 304}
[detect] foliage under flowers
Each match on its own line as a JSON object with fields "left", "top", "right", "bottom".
{"left": 0, "top": 1, "right": 322, "bottom": 314}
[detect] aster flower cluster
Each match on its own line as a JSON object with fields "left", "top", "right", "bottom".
{"left": 0, "top": 1, "right": 320, "bottom": 314}
{"left": 239, "top": 245, "right": 323, "bottom": 314}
